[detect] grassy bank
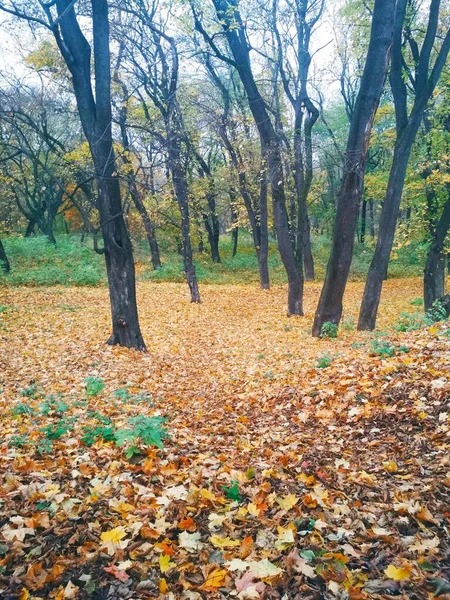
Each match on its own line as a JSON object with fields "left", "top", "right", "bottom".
{"left": 0, "top": 232, "right": 427, "bottom": 287}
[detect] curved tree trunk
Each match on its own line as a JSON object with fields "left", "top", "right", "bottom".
{"left": 0, "top": 238, "right": 10, "bottom": 273}
{"left": 209, "top": 0, "right": 302, "bottom": 314}
{"left": 312, "top": 0, "right": 396, "bottom": 336}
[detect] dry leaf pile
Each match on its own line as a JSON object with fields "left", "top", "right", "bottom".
{"left": 0, "top": 279, "right": 449, "bottom": 600}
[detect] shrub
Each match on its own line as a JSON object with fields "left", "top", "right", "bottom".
{"left": 371, "top": 339, "right": 395, "bottom": 358}
{"left": 320, "top": 321, "right": 338, "bottom": 339}
{"left": 84, "top": 376, "right": 105, "bottom": 397}
{"left": 426, "top": 299, "right": 448, "bottom": 323}
{"left": 114, "top": 415, "right": 168, "bottom": 458}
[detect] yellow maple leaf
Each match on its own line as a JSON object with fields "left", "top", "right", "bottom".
{"left": 276, "top": 494, "right": 298, "bottom": 511}
{"left": 201, "top": 567, "right": 227, "bottom": 589}
{"left": 247, "top": 502, "right": 259, "bottom": 516}
{"left": 101, "top": 527, "right": 127, "bottom": 544}
{"left": 210, "top": 534, "right": 240, "bottom": 548}
{"left": 159, "top": 553, "right": 176, "bottom": 573}
{"left": 384, "top": 564, "right": 412, "bottom": 581}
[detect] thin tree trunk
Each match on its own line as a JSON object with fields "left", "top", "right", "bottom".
{"left": 0, "top": 238, "right": 10, "bottom": 273}
{"left": 424, "top": 193, "right": 450, "bottom": 310}
{"left": 208, "top": 0, "right": 302, "bottom": 314}
{"left": 258, "top": 164, "right": 270, "bottom": 289}
{"left": 168, "top": 135, "right": 201, "bottom": 303}
{"left": 303, "top": 214, "right": 315, "bottom": 280}
{"left": 312, "top": 0, "right": 395, "bottom": 336}
{"left": 369, "top": 200, "right": 375, "bottom": 238}
{"left": 229, "top": 187, "right": 239, "bottom": 257}
{"left": 360, "top": 199, "right": 367, "bottom": 244}
{"left": 358, "top": 117, "right": 427, "bottom": 330}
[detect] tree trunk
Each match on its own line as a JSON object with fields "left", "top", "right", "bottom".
{"left": 231, "top": 226, "right": 238, "bottom": 257}
{"left": 211, "top": 0, "right": 302, "bottom": 314}
{"left": 303, "top": 214, "right": 315, "bottom": 280}
{"left": 25, "top": 219, "right": 35, "bottom": 237}
{"left": 167, "top": 134, "right": 201, "bottom": 303}
{"left": 54, "top": 0, "right": 145, "bottom": 350}
{"left": 358, "top": 116, "right": 426, "bottom": 330}
{"left": 258, "top": 165, "right": 270, "bottom": 290}
{"left": 312, "top": 0, "right": 395, "bottom": 336}
{"left": 360, "top": 199, "right": 367, "bottom": 244}
{"left": 0, "top": 238, "right": 10, "bottom": 273}
{"left": 424, "top": 194, "right": 450, "bottom": 310}
{"left": 369, "top": 200, "right": 375, "bottom": 238}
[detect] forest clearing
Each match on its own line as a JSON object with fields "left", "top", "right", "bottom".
{"left": 1, "top": 280, "right": 449, "bottom": 599}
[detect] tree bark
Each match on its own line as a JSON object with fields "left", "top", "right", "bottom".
{"left": 303, "top": 214, "right": 315, "bottom": 280}
{"left": 360, "top": 199, "right": 367, "bottom": 244}
{"left": 0, "top": 238, "right": 10, "bottom": 273}
{"left": 258, "top": 164, "right": 270, "bottom": 290}
{"left": 167, "top": 133, "right": 201, "bottom": 303}
{"left": 209, "top": 0, "right": 302, "bottom": 314}
{"left": 424, "top": 193, "right": 450, "bottom": 310}
{"left": 25, "top": 219, "right": 35, "bottom": 237}
{"left": 312, "top": 0, "right": 396, "bottom": 336}
{"left": 358, "top": 0, "right": 450, "bottom": 330}
{"left": 54, "top": 0, "right": 145, "bottom": 350}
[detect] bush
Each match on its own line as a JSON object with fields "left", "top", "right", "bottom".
{"left": 320, "top": 321, "right": 338, "bottom": 339}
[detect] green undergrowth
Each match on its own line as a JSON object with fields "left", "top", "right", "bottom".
{"left": 0, "top": 231, "right": 430, "bottom": 287}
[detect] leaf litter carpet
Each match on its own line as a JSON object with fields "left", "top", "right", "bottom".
{"left": 0, "top": 280, "right": 449, "bottom": 600}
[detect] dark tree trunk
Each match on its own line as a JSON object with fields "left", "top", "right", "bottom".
{"left": 25, "top": 219, "right": 35, "bottom": 237}
{"left": 167, "top": 134, "right": 201, "bottom": 303}
{"left": 229, "top": 188, "right": 239, "bottom": 257}
{"left": 0, "top": 238, "right": 10, "bottom": 273}
{"left": 369, "top": 200, "right": 375, "bottom": 238}
{"left": 424, "top": 194, "right": 450, "bottom": 310}
{"left": 358, "top": 0, "right": 450, "bottom": 330}
{"left": 231, "top": 226, "right": 238, "bottom": 257}
{"left": 54, "top": 0, "right": 145, "bottom": 350}
{"left": 210, "top": 0, "right": 302, "bottom": 314}
{"left": 312, "top": 0, "right": 396, "bottom": 337}
{"left": 360, "top": 199, "right": 367, "bottom": 244}
{"left": 258, "top": 165, "right": 270, "bottom": 290}
{"left": 303, "top": 214, "right": 315, "bottom": 280}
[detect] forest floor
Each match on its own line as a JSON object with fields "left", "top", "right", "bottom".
{"left": 0, "top": 279, "right": 449, "bottom": 600}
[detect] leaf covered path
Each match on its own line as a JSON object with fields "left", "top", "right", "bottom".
{"left": 0, "top": 280, "right": 449, "bottom": 599}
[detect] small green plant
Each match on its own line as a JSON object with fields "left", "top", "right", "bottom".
{"left": 394, "top": 312, "right": 427, "bottom": 332}
{"left": 12, "top": 403, "right": 35, "bottom": 416}
{"left": 36, "top": 439, "right": 53, "bottom": 454}
{"left": 410, "top": 297, "right": 424, "bottom": 307}
{"left": 443, "top": 327, "right": 450, "bottom": 338}
{"left": 114, "top": 415, "right": 168, "bottom": 458}
{"left": 223, "top": 480, "right": 241, "bottom": 502}
{"left": 284, "top": 324, "right": 293, "bottom": 332}
{"left": 371, "top": 339, "right": 395, "bottom": 357}
{"left": 8, "top": 434, "right": 29, "bottom": 448}
{"left": 341, "top": 317, "right": 355, "bottom": 331}
{"left": 0, "top": 305, "right": 8, "bottom": 313}
{"left": 426, "top": 299, "right": 448, "bottom": 323}
{"left": 315, "top": 354, "right": 333, "bottom": 369}
{"left": 84, "top": 376, "right": 105, "bottom": 397}
{"left": 20, "top": 384, "right": 44, "bottom": 399}
{"left": 39, "top": 395, "right": 69, "bottom": 416}
{"left": 40, "top": 417, "right": 75, "bottom": 440}
{"left": 320, "top": 321, "right": 338, "bottom": 339}
{"left": 81, "top": 425, "right": 115, "bottom": 447}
